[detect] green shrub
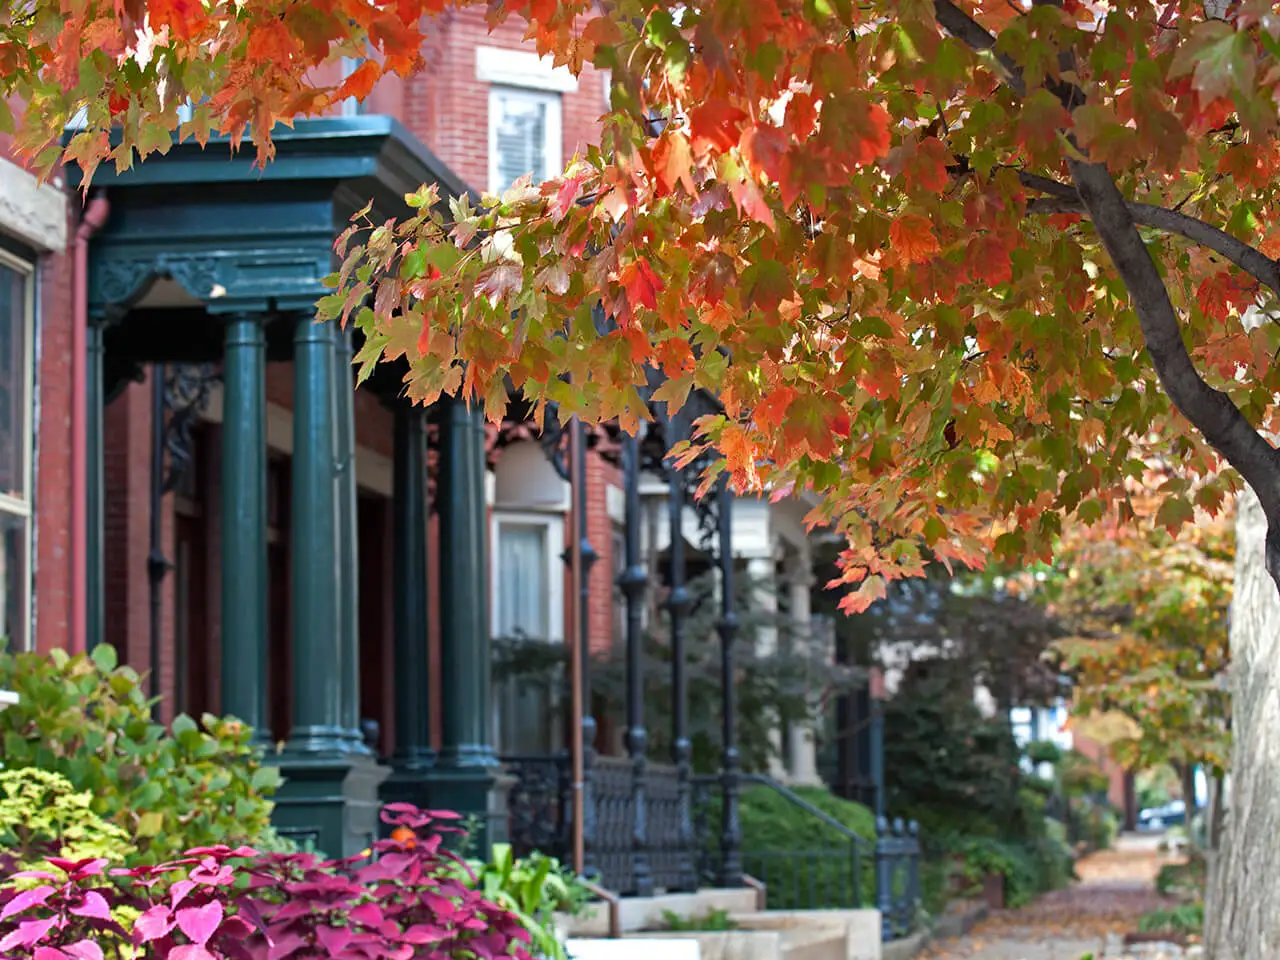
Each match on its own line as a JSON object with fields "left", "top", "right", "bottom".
{"left": 1024, "top": 740, "right": 1062, "bottom": 765}
{"left": 661, "top": 908, "right": 738, "bottom": 931}
{"left": 0, "top": 767, "right": 135, "bottom": 871}
{"left": 1157, "top": 857, "right": 1207, "bottom": 899}
{"left": 1139, "top": 902, "right": 1204, "bottom": 935}
{"left": 702, "top": 785, "right": 877, "bottom": 909}
{"left": 0, "top": 644, "right": 282, "bottom": 862}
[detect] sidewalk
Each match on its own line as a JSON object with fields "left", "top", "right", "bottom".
{"left": 920, "top": 834, "right": 1192, "bottom": 960}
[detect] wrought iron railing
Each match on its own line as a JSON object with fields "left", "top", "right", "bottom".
{"left": 501, "top": 753, "right": 573, "bottom": 862}
{"left": 501, "top": 753, "right": 697, "bottom": 895}
{"left": 693, "top": 773, "right": 921, "bottom": 940}
{"left": 874, "top": 817, "right": 921, "bottom": 942}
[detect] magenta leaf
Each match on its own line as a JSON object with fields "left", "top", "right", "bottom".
{"left": 0, "top": 885, "right": 56, "bottom": 921}
{"left": 346, "top": 903, "right": 382, "bottom": 927}
{"left": 315, "top": 925, "right": 352, "bottom": 956}
{"left": 170, "top": 945, "right": 218, "bottom": 960}
{"left": 63, "top": 940, "right": 106, "bottom": 960}
{"left": 0, "top": 915, "right": 60, "bottom": 951}
{"left": 133, "top": 905, "right": 176, "bottom": 943}
{"left": 70, "top": 891, "right": 113, "bottom": 922}
{"left": 33, "top": 946, "right": 68, "bottom": 960}
{"left": 176, "top": 901, "right": 224, "bottom": 947}
{"left": 170, "top": 879, "right": 196, "bottom": 907}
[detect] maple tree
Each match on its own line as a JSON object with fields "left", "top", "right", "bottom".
{"left": 1035, "top": 490, "right": 1233, "bottom": 777}
{"left": 13, "top": 0, "right": 1280, "bottom": 613}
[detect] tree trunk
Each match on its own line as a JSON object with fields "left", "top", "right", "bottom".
{"left": 1204, "top": 485, "right": 1280, "bottom": 959}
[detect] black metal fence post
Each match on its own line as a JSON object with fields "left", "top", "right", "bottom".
{"left": 666, "top": 410, "right": 697, "bottom": 892}
{"left": 620, "top": 429, "right": 652, "bottom": 896}
{"left": 574, "top": 418, "right": 600, "bottom": 880}
{"left": 875, "top": 816, "right": 894, "bottom": 942}
{"left": 907, "top": 820, "right": 921, "bottom": 926}
{"left": 716, "top": 477, "right": 742, "bottom": 888}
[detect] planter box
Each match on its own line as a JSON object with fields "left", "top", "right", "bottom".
{"left": 979, "top": 874, "right": 1004, "bottom": 911}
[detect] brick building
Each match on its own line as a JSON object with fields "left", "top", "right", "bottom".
{"left": 2, "top": 10, "right": 832, "bottom": 858}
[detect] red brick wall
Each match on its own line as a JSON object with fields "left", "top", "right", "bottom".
{"left": 33, "top": 228, "right": 75, "bottom": 655}
{"left": 396, "top": 7, "right": 608, "bottom": 193}
{"left": 1073, "top": 731, "right": 1129, "bottom": 812}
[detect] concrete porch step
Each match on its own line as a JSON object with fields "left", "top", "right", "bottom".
{"left": 566, "top": 904, "right": 881, "bottom": 960}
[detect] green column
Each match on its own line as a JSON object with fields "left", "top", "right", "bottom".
{"left": 429, "top": 395, "right": 498, "bottom": 843}
{"left": 220, "top": 314, "right": 270, "bottom": 744}
{"left": 86, "top": 322, "right": 105, "bottom": 654}
{"left": 382, "top": 402, "right": 434, "bottom": 808}
{"left": 285, "top": 316, "right": 345, "bottom": 756}
{"left": 332, "top": 328, "right": 367, "bottom": 754}
{"left": 274, "top": 316, "right": 385, "bottom": 861}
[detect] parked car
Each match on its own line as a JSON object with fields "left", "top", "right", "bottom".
{"left": 1138, "top": 800, "right": 1187, "bottom": 829}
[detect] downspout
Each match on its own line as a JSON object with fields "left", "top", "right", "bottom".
{"left": 73, "top": 193, "right": 110, "bottom": 655}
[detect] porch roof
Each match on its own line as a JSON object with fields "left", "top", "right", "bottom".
{"left": 66, "top": 117, "right": 469, "bottom": 317}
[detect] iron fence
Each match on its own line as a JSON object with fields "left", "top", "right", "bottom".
{"left": 500, "top": 753, "right": 696, "bottom": 895}
{"left": 693, "top": 773, "right": 921, "bottom": 941}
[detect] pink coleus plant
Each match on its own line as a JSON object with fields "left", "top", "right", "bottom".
{"left": 0, "top": 805, "right": 534, "bottom": 960}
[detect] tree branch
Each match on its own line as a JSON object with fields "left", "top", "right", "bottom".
{"left": 1024, "top": 195, "right": 1280, "bottom": 297}
{"left": 934, "top": 0, "right": 1280, "bottom": 526}
{"left": 934, "top": 0, "right": 1025, "bottom": 96}
{"left": 1067, "top": 158, "right": 1280, "bottom": 522}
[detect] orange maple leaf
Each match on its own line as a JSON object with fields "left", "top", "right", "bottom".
{"left": 620, "top": 259, "right": 664, "bottom": 311}
{"left": 890, "top": 214, "right": 941, "bottom": 265}
{"left": 651, "top": 132, "right": 697, "bottom": 197}
{"left": 335, "top": 60, "right": 381, "bottom": 103}
{"left": 688, "top": 100, "right": 748, "bottom": 156}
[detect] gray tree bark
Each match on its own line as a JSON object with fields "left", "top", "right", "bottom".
{"left": 1205, "top": 486, "right": 1280, "bottom": 959}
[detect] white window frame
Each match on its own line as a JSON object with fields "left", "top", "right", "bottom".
{"left": 490, "top": 510, "right": 566, "bottom": 644}
{"left": 0, "top": 248, "right": 35, "bottom": 652}
{"left": 487, "top": 85, "right": 562, "bottom": 195}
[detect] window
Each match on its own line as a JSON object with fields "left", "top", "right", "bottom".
{"left": 491, "top": 513, "right": 565, "bottom": 642}
{"left": 491, "top": 512, "right": 566, "bottom": 755}
{"left": 0, "top": 252, "right": 33, "bottom": 651}
{"left": 488, "top": 86, "right": 562, "bottom": 194}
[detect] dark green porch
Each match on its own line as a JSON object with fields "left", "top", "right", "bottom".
{"left": 70, "top": 118, "right": 501, "bottom": 858}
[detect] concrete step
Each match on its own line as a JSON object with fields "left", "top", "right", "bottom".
{"left": 569, "top": 908, "right": 881, "bottom": 960}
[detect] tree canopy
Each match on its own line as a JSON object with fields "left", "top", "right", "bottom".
{"left": 14, "top": 0, "right": 1280, "bottom": 602}
{"left": 1034, "top": 480, "right": 1233, "bottom": 773}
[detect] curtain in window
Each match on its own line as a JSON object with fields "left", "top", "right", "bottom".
{"left": 496, "top": 523, "right": 548, "bottom": 639}
{"left": 493, "top": 95, "right": 548, "bottom": 191}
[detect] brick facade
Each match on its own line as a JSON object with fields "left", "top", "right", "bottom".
{"left": 13, "top": 19, "right": 619, "bottom": 754}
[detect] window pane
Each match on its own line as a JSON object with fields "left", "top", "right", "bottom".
{"left": 0, "top": 263, "right": 27, "bottom": 500}
{"left": 493, "top": 93, "right": 548, "bottom": 191}
{"left": 0, "top": 512, "right": 29, "bottom": 649}
{"left": 496, "top": 523, "right": 549, "bottom": 638}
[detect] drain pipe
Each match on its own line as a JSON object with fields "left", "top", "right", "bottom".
{"left": 73, "top": 193, "right": 110, "bottom": 655}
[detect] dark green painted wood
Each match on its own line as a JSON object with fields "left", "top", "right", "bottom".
{"left": 284, "top": 315, "right": 345, "bottom": 757}
{"left": 332, "top": 328, "right": 367, "bottom": 754}
{"left": 436, "top": 396, "right": 496, "bottom": 768}
{"left": 220, "top": 315, "right": 270, "bottom": 744}
{"left": 86, "top": 323, "right": 105, "bottom": 654}
{"left": 390, "top": 403, "right": 433, "bottom": 771}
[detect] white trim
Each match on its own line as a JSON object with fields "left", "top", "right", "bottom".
{"left": 199, "top": 386, "right": 393, "bottom": 497}
{"left": 0, "top": 249, "right": 34, "bottom": 652}
{"left": 0, "top": 689, "right": 18, "bottom": 710}
{"left": 0, "top": 160, "right": 67, "bottom": 252}
{"left": 487, "top": 85, "right": 563, "bottom": 194}
{"left": 476, "top": 45, "right": 579, "bottom": 93}
{"left": 490, "top": 509, "right": 566, "bottom": 644}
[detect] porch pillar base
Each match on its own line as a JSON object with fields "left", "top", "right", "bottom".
{"left": 271, "top": 754, "right": 389, "bottom": 860}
